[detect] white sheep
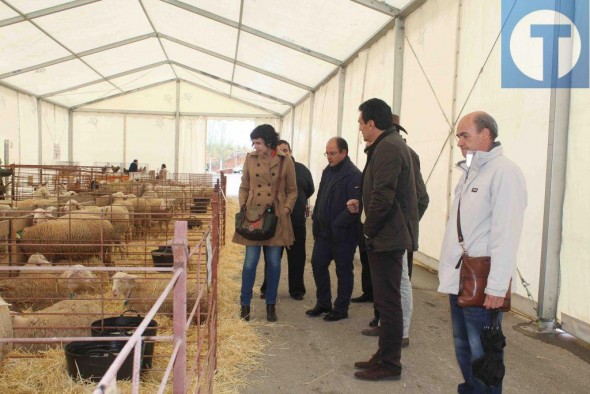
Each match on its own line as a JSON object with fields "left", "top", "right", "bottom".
{"left": 111, "top": 272, "right": 198, "bottom": 314}
{"left": 19, "top": 253, "right": 52, "bottom": 277}
{"left": 58, "top": 264, "right": 98, "bottom": 297}
{"left": 145, "top": 198, "right": 175, "bottom": 234}
{"left": 33, "top": 186, "right": 51, "bottom": 198}
{"left": 0, "top": 296, "right": 12, "bottom": 369}
{"left": 11, "top": 299, "right": 110, "bottom": 351}
{"left": 21, "top": 217, "right": 115, "bottom": 265}
{"left": 32, "top": 207, "right": 57, "bottom": 225}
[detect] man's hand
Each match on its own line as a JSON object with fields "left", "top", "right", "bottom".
{"left": 346, "top": 199, "right": 360, "bottom": 214}
{"left": 483, "top": 294, "right": 505, "bottom": 309}
{"left": 284, "top": 207, "right": 291, "bottom": 215}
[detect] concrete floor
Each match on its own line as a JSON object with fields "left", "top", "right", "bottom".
{"left": 237, "top": 228, "right": 590, "bottom": 393}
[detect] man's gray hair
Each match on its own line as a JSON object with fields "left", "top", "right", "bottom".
{"left": 473, "top": 112, "right": 498, "bottom": 140}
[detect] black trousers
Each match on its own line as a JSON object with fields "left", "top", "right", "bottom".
{"left": 368, "top": 249, "right": 404, "bottom": 373}
{"left": 311, "top": 236, "right": 356, "bottom": 313}
{"left": 260, "top": 224, "right": 307, "bottom": 297}
{"left": 361, "top": 250, "right": 414, "bottom": 321}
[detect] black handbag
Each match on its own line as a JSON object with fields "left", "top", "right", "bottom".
{"left": 235, "top": 157, "right": 284, "bottom": 241}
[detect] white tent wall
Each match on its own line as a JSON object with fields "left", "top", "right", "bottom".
{"left": 560, "top": 90, "right": 590, "bottom": 339}
{"left": 126, "top": 115, "right": 176, "bottom": 172}
{"left": 401, "top": 0, "right": 460, "bottom": 268}
{"left": 40, "top": 101, "right": 69, "bottom": 164}
{"left": 72, "top": 113, "right": 125, "bottom": 166}
{"left": 0, "top": 85, "right": 23, "bottom": 164}
{"left": 290, "top": 97, "right": 312, "bottom": 168}
{"left": 179, "top": 116, "right": 207, "bottom": 174}
{"left": 83, "top": 82, "right": 177, "bottom": 113}
{"left": 342, "top": 51, "right": 369, "bottom": 166}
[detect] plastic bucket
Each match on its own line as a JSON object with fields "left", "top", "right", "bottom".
{"left": 91, "top": 313, "right": 158, "bottom": 370}
{"left": 64, "top": 340, "right": 133, "bottom": 382}
{"left": 151, "top": 246, "right": 173, "bottom": 270}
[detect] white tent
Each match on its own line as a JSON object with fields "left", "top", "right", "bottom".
{"left": 1, "top": 0, "right": 589, "bottom": 344}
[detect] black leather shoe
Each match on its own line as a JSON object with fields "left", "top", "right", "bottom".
{"left": 323, "top": 310, "right": 348, "bottom": 321}
{"left": 266, "top": 304, "right": 277, "bottom": 322}
{"left": 305, "top": 305, "right": 332, "bottom": 317}
{"left": 291, "top": 294, "right": 304, "bottom": 301}
{"left": 350, "top": 294, "right": 373, "bottom": 303}
{"left": 369, "top": 317, "right": 379, "bottom": 327}
{"left": 260, "top": 292, "right": 266, "bottom": 299}
{"left": 240, "top": 305, "right": 250, "bottom": 321}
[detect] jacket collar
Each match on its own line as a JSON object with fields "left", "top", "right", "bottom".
{"left": 456, "top": 141, "right": 503, "bottom": 172}
{"left": 250, "top": 149, "right": 286, "bottom": 167}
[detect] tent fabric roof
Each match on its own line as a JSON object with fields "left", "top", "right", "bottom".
{"left": 0, "top": 0, "right": 413, "bottom": 115}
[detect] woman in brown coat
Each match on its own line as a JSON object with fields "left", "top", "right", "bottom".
{"left": 233, "top": 124, "right": 297, "bottom": 322}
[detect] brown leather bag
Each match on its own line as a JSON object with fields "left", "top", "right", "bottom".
{"left": 457, "top": 255, "right": 511, "bottom": 311}
{"left": 456, "top": 201, "right": 511, "bottom": 312}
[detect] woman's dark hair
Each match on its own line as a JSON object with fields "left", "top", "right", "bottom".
{"left": 250, "top": 124, "right": 279, "bottom": 149}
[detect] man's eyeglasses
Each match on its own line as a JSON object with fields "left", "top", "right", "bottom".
{"left": 324, "top": 151, "right": 340, "bottom": 157}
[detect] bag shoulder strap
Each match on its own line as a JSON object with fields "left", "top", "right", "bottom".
{"left": 455, "top": 199, "right": 467, "bottom": 268}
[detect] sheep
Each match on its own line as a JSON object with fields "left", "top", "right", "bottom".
{"left": 11, "top": 299, "right": 112, "bottom": 351}
{"left": 33, "top": 185, "right": 51, "bottom": 198}
{"left": 0, "top": 296, "right": 12, "bottom": 369}
{"left": 82, "top": 205, "right": 130, "bottom": 256}
{"left": 57, "top": 184, "right": 77, "bottom": 196}
{"left": 20, "top": 217, "right": 115, "bottom": 264}
{"left": 1, "top": 264, "right": 101, "bottom": 311}
{"left": 19, "top": 253, "right": 52, "bottom": 277}
{"left": 145, "top": 198, "right": 175, "bottom": 234}
{"left": 32, "top": 207, "right": 57, "bottom": 225}
{"left": 111, "top": 272, "right": 199, "bottom": 315}
{"left": 126, "top": 196, "right": 149, "bottom": 237}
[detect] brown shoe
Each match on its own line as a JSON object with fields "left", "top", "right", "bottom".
{"left": 354, "top": 353, "right": 379, "bottom": 370}
{"left": 354, "top": 366, "right": 401, "bottom": 381}
{"left": 402, "top": 338, "right": 409, "bottom": 348}
{"left": 361, "top": 326, "right": 381, "bottom": 337}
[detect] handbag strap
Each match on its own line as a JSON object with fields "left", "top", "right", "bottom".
{"left": 455, "top": 199, "right": 467, "bottom": 268}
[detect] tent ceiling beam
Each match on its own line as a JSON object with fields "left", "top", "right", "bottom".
{"left": 0, "top": 33, "right": 156, "bottom": 79}
{"left": 180, "top": 78, "right": 281, "bottom": 117}
{"left": 73, "top": 108, "right": 276, "bottom": 118}
{"left": 159, "top": 33, "right": 312, "bottom": 91}
{"left": 71, "top": 78, "right": 176, "bottom": 110}
{"left": 173, "top": 61, "right": 294, "bottom": 106}
{"left": 41, "top": 60, "right": 169, "bottom": 98}
{"left": 138, "top": 0, "right": 178, "bottom": 80}
{"left": 0, "top": 0, "right": 100, "bottom": 28}
{"left": 398, "top": 0, "right": 427, "bottom": 18}
{"left": 161, "top": 0, "right": 342, "bottom": 65}
{"left": 0, "top": 79, "right": 66, "bottom": 109}
{"left": 349, "top": 0, "right": 399, "bottom": 16}
{"left": 2, "top": 1, "right": 124, "bottom": 95}
{"left": 229, "top": 0, "right": 245, "bottom": 97}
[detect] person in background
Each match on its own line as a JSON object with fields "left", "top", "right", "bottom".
{"left": 260, "top": 140, "right": 314, "bottom": 300}
{"left": 306, "top": 137, "right": 361, "bottom": 322}
{"left": 232, "top": 124, "right": 297, "bottom": 322}
{"left": 128, "top": 159, "right": 139, "bottom": 173}
{"left": 438, "top": 111, "right": 527, "bottom": 393}
{"left": 158, "top": 164, "right": 168, "bottom": 180}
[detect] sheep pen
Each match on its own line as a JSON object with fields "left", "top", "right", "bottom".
{"left": 0, "top": 196, "right": 266, "bottom": 393}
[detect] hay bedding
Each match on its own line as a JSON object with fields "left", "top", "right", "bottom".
{"left": 0, "top": 197, "right": 265, "bottom": 393}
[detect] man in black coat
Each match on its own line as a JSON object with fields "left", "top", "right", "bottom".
{"left": 128, "top": 159, "right": 138, "bottom": 172}
{"left": 260, "top": 140, "right": 314, "bottom": 300}
{"left": 306, "top": 137, "right": 361, "bottom": 321}
{"left": 349, "top": 98, "right": 419, "bottom": 381}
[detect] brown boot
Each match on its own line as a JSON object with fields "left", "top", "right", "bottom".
{"left": 354, "top": 366, "right": 401, "bottom": 381}
{"left": 361, "top": 326, "right": 381, "bottom": 337}
{"left": 266, "top": 304, "right": 277, "bottom": 322}
{"left": 240, "top": 305, "right": 250, "bottom": 321}
{"left": 354, "top": 353, "right": 379, "bottom": 370}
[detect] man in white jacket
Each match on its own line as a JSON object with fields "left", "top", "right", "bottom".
{"left": 438, "top": 111, "right": 527, "bottom": 394}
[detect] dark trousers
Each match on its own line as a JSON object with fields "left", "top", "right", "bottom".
{"left": 362, "top": 249, "right": 414, "bottom": 321}
{"left": 260, "top": 225, "right": 307, "bottom": 297}
{"left": 368, "top": 249, "right": 404, "bottom": 373}
{"left": 311, "top": 236, "right": 356, "bottom": 313}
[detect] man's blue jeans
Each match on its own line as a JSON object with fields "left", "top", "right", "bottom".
{"left": 449, "top": 294, "right": 503, "bottom": 394}
{"left": 241, "top": 246, "right": 282, "bottom": 305}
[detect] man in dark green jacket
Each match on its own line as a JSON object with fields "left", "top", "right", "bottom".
{"left": 351, "top": 98, "right": 419, "bottom": 382}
